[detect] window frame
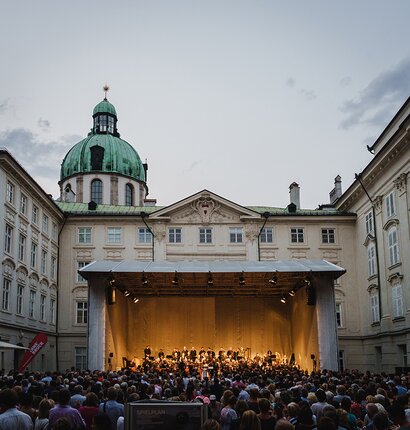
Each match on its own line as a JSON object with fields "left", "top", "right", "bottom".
{"left": 30, "top": 242, "right": 37, "bottom": 269}
{"left": 199, "top": 228, "right": 212, "bottom": 244}
{"left": 91, "top": 179, "right": 103, "bottom": 204}
{"left": 2, "top": 278, "right": 11, "bottom": 311}
{"left": 42, "top": 214, "right": 49, "bottom": 234}
{"left": 20, "top": 193, "right": 27, "bottom": 215}
{"left": 41, "top": 249, "right": 47, "bottom": 275}
{"left": 6, "top": 181, "right": 14, "bottom": 205}
{"left": 76, "top": 301, "right": 88, "bottom": 325}
{"left": 29, "top": 290, "right": 36, "bottom": 318}
{"left": 4, "top": 224, "right": 13, "bottom": 254}
{"left": 75, "top": 346, "right": 87, "bottom": 370}
{"left": 367, "top": 245, "right": 376, "bottom": 277}
{"left": 392, "top": 283, "right": 404, "bottom": 319}
{"left": 50, "top": 298, "right": 56, "bottom": 324}
{"left": 138, "top": 227, "right": 152, "bottom": 244}
{"left": 388, "top": 226, "right": 400, "bottom": 266}
{"left": 290, "top": 227, "right": 304, "bottom": 243}
{"left": 16, "top": 284, "right": 24, "bottom": 315}
{"left": 386, "top": 191, "right": 395, "bottom": 218}
{"left": 32, "top": 205, "right": 39, "bottom": 225}
{"left": 107, "top": 227, "right": 122, "bottom": 244}
{"left": 77, "top": 261, "right": 91, "bottom": 283}
{"left": 321, "top": 228, "right": 335, "bottom": 244}
{"left": 365, "top": 211, "right": 374, "bottom": 235}
{"left": 18, "top": 234, "right": 26, "bottom": 262}
{"left": 370, "top": 293, "right": 380, "bottom": 323}
{"left": 40, "top": 294, "right": 46, "bottom": 322}
{"left": 229, "top": 227, "right": 243, "bottom": 244}
{"left": 335, "top": 302, "right": 343, "bottom": 328}
{"left": 125, "top": 183, "right": 134, "bottom": 206}
{"left": 78, "top": 227, "right": 92, "bottom": 244}
{"left": 260, "top": 227, "right": 273, "bottom": 243}
{"left": 168, "top": 228, "right": 182, "bottom": 243}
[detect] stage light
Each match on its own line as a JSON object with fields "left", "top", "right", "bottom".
{"left": 172, "top": 271, "right": 179, "bottom": 286}
{"left": 280, "top": 295, "right": 287, "bottom": 304}
{"left": 304, "top": 276, "right": 312, "bottom": 286}
{"left": 289, "top": 290, "right": 295, "bottom": 297}
{"left": 239, "top": 271, "right": 245, "bottom": 286}
{"left": 269, "top": 271, "right": 278, "bottom": 285}
{"left": 207, "top": 271, "right": 213, "bottom": 286}
{"left": 108, "top": 276, "right": 116, "bottom": 286}
{"left": 142, "top": 272, "right": 148, "bottom": 286}
{"left": 133, "top": 297, "right": 139, "bottom": 303}
{"left": 124, "top": 290, "right": 131, "bottom": 297}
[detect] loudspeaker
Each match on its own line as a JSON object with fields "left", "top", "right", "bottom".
{"left": 310, "top": 354, "right": 315, "bottom": 360}
{"left": 109, "top": 352, "right": 114, "bottom": 357}
{"left": 106, "top": 286, "right": 116, "bottom": 305}
{"left": 306, "top": 286, "right": 316, "bottom": 306}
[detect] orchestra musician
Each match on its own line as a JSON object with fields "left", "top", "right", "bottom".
{"left": 144, "top": 345, "right": 151, "bottom": 358}
{"left": 189, "top": 347, "right": 197, "bottom": 361}
{"left": 158, "top": 349, "right": 164, "bottom": 359}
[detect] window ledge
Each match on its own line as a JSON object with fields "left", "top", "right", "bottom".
{"left": 393, "top": 316, "right": 405, "bottom": 323}
{"left": 0, "top": 309, "right": 12, "bottom": 315}
{"left": 367, "top": 274, "right": 378, "bottom": 282}
{"left": 371, "top": 321, "right": 381, "bottom": 327}
{"left": 388, "top": 262, "right": 402, "bottom": 271}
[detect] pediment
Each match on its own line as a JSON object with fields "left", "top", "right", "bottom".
{"left": 149, "top": 190, "right": 261, "bottom": 225}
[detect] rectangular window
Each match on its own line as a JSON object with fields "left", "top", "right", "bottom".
{"left": 30, "top": 242, "right": 37, "bottom": 269}
{"left": 50, "top": 256, "right": 56, "bottom": 280}
{"left": 229, "top": 227, "right": 243, "bottom": 243}
{"left": 18, "top": 234, "right": 26, "bottom": 262}
{"left": 29, "top": 290, "right": 36, "bottom": 318}
{"left": 42, "top": 214, "right": 49, "bottom": 234}
{"left": 371, "top": 293, "right": 380, "bottom": 323}
{"left": 51, "top": 223, "right": 57, "bottom": 241}
{"left": 199, "top": 228, "right": 212, "bottom": 244}
{"left": 20, "top": 193, "right": 27, "bottom": 215}
{"left": 260, "top": 227, "right": 273, "bottom": 243}
{"left": 365, "top": 211, "right": 374, "bottom": 235}
{"left": 168, "top": 228, "right": 182, "bottom": 243}
{"left": 2, "top": 278, "right": 10, "bottom": 311}
{"left": 16, "top": 285, "right": 24, "bottom": 315}
{"left": 76, "top": 301, "right": 88, "bottom": 324}
{"left": 75, "top": 346, "right": 87, "bottom": 370}
{"left": 138, "top": 227, "right": 152, "bottom": 243}
{"left": 399, "top": 344, "right": 408, "bottom": 367}
{"left": 6, "top": 181, "right": 14, "bottom": 204}
{"left": 368, "top": 245, "right": 376, "bottom": 277}
{"left": 388, "top": 227, "right": 400, "bottom": 266}
{"left": 338, "top": 350, "right": 345, "bottom": 372}
{"left": 107, "top": 227, "right": 122, "bottom": 243}
{"left": 50, "top": 298, "right": 56, "bottom": 324}
{"left": 322, "top": 228, "right": 335, "bottom": 244}
{"left": 291, "top": 227, "right": 304, "bottom": 243}
{"left": 335, "top": 303, "right": 343, "bottom": 328}
{"left": 78, "top": 227, "right": 92, "bottom": 244}
{"left": 392, "top": 284, "right": 404, "bottom": 319}
{"left": 386, "top": 191, "right": 395, "bottom": 218}
{"left": 32, "top": 205, "right": 39, "bottom": 225}
{"left": 40, "top": 294, "right": 46, "bottom": 321}
{"left": 41, "top": 249, "right": 47, "bottom": 275}
{"left": 4, "top": 225, "right": 13, "bottom": 254}
{"left": 77, "top": 261, "right": 91, "bottom": 283}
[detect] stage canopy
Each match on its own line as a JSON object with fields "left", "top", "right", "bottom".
{"left": 79, "top": 259, "right": 345, "bottom": 298}
{"left": 0, "top": 341, "right": 28, "bottom": 350}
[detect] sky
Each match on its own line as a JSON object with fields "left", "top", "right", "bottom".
{"left": 1, "top": 1, "right": 410, "bottom": 209}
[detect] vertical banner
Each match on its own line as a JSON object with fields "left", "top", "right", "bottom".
{"left": 18, "top": 333, "right": 48, "bottom": 372}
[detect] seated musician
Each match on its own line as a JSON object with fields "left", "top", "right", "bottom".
{"left": 144, "top": 345, "right": 151, "bottom": 358}
{"left": 158, "top": 349, "right": 164, "bottom": 359}
{"left": 182, "top": 346, "right": 188, "bottom": 359}
{"left": 190, "top": 347, "right": 197, "bottom": 361}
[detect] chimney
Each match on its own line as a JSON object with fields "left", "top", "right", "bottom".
{"left": 329, "top": 175, "right": 342, "bottom": 204}
{"left": 289, "top": 182, "right": 300, "bottom": 210}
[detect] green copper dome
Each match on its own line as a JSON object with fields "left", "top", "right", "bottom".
{"left": 60, "top": 98, "right": 145, "bottom": 183}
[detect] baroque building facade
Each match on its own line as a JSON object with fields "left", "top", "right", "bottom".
{"left": 0, "top": 94, "right": 409, "bottom": 372}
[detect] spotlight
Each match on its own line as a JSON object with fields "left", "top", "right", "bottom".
{"left": 280, "top": 295, "right": 287, "bottom": 304}
{"left": 108, "top": 276, "right": 116, "bottom": 286}
{"left": 172, "top": 271, "right": 179, "bottom": 286}
{"left": 304, "top": 276, "right": 311, "bottom": 286}
{"left": 289, "top": 290, "right": 295, "bottom": 297}
{"left": 133, "top": 297, "right": 140, "bottom": 303}
{"left": 207, "top": 271, "right": 213, "bottom": 286}
{"left": 269, "top": 275, "right": 278, "bottom": 285}
{"left": 124, "top": 290, "right": 131, "bottom": 297}
{"left": 142, "top": 272, "right": 148, "bottom": 286}
{"left": 239, "top": 271, "right": 245, "bottom": 286}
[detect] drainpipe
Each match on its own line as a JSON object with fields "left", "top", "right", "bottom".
{"left": 257, "top": 212, "right": 271, "bottom": 261}
{"left": 140, "top": 212, "right": 155, "bottom": 261}
{"left": 355, "top": 173, "right": 382, "bottom": 320}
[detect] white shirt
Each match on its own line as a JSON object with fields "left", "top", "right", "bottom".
{"left": 0, "top": 408, "right": 33, "bottom": 430}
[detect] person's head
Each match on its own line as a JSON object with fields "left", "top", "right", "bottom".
{"left": 54, "top": 417, "right": 72, "bottom": 430}
{"left": 0, "top": 389, "right": 18, "bottom": 410}
{"left": 366, "top": 403, "right": 379, "bottom": 420}
{"left": 340, "top": 396, "right": 351, "bottom": 412}
{"left": 235, "top": 399, "right": 249, "bottom": 417}
{"left": 38, "top": 398, "right": 54, "bottom": 419}
{"left": 287, "top": 402, "right": 300, "bottom": 418}
{"left": 92, "top": 413, "right": 112, "bottom": 430}
{"left": 258, "top": 398, "right": 272, "bottom": 414}
{"left": 298, "top": 404, "right": 314, "bottom": 425}
{"left": 107, "top": 387, "right": 118, "bottom": 401}
{"left": 249, "top": 388, "right": 259, "bottom": 400}
{"left": 201, "top": 419, "right": 221, "bottom": 430}
{"left": 58, "top": 389, "right": 71, "bottom": 406}
{"left": 317, "top": 416, "right": 337, "bottom": 430}
{"left": 372, "top": 412, "right": 389, "bottom": 430}
{"left": 316, "top": 389, "right": 326, "bottom": 403}
{"left": 239, "top": 410, "right": 261, "bottom": 430}
{"left": 275, "top": 419, "right": 295, "bottom": 430}
{"left": 85, "top": 392, "right": 99, "bottom": 407}
{"left": 227, "top": 395, "right": 237, "bottom": 408}
{"left": 74, "top": 385, "right": 83, "bottom": 394}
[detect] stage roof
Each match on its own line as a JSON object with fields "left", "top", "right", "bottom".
{"left": 80, "top": 259, "right": 345, "bottom": 298}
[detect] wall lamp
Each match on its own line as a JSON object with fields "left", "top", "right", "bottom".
{"left": 172, "top": 271, "right": 179, "bottom": 286}
{"left": 269, "top": 272, "right": 278, "bottom": 285}
{"left": 207, "top": 271, "right": 213, "bottom": 286}
{"left": 239, "top": 271, "right": 246, "bottom": 286}
{"left": 142, "top": 272, "right": 149, "bottom": 286}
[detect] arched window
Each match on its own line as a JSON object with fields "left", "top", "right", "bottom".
{"left": 91, "top": 179, "right": 103, "bottom": 204}
{"left": 125, "top": 183, "right": 134, "bottom": 206}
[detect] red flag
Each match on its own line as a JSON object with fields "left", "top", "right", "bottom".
{"left": 18, "top": 333, "right": 48, "bottom": 372}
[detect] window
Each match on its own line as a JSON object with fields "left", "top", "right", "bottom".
{"left": 18, "top": 234, "right": 26, "bottom": 262}
{"left": 78, "top": 227, "right": 92, "bottom": 244}
{"left": 291, "top": 228, "right": 304, "bottom": 243}
{"left": 229, "top": 227, "right": 243, "bottom": 243}
{"left": 42, "top": 214, "right": 49, "bottom": 234}
{"left": 338, "top": 350, "right": 345, "bottom": 372}
{"left": 76, "top": 301, "right": 88, "bottom": 324}
{"left": 388, "top": 227, "right": 400, "bottom": 266}
{"left": 2, "top": 278, "right": 10, "bottom": 311}
{"left": 169, "top": 228, "right": 182, "bottom": 243}
{"left": 392, "top": 283, "right": 404, "bottom": 319}
{"left": 77, "top": 261, "right": 91, "bottom": 282}
{"left": 16, "top": 285, "right": 24, "bottom": 315}
{"left": 51, "top": 223, "right": 57, "bottom": 241}
{"left": 125, "top": 184, "right": 134, "bottom": 206}
{"left": 138, "top": 228, "right": 152, "bottom": 243}
{"left": 50, "top": 298, "right": 56, "bottom": 324}
{"left": 41, "top": 250, "right": 47, "bottom": 275}
{"left": 90, "top": 146, "right": 105, "bottom": 170}
{"left": 30, "top": 242, "right": 37, "bottom": 269}
{"left": 335, "top": 303, "right": 343, "bottom": 328}
{"left": 107, "top": 227, "right": 121, "bottom": 243}
{"left": 91, "top": 179, "right": 103, "bottom": 204}
{"left": 4, "top": 225, "right": 13, "bottom": 254}
{"left": 260, "top": 227, "right": 273, "bottom": 243}
{"left": 370, "top": 293, "right": 380, "bottom": 323}
{"left": 365, "top": 211, "right": 374, "bottom": 235}
{"left": 29, "top": 290, "right": 36, "bottom": 318}
{"left": 20, "top": 194, "right": 27, "bottom": 215}
{"left": 322, "top": 228, "right": 335, "bottom": 244}
{"left": 199, "top": 228, "right": 212, "bottom": 244}
{"left": 367, "top": 245, "right": 376, "bottom": 277}
{"left": 386, "top": 191, "right": 395, "bottom": 218}
{"left": 6, "top": 181, "right": 14, "bottom": 204}
{"left": 40, "top": 295, "right": 46, "bottom": 321}
{"left": 50, "top": 256, "right": 56, "bottom": 280}
{"left": 75, "top": 346, "right": 87, "bottom": 370}
{"left": 399, "top": 344, "right": 408, "bottom": 367}
{"left": 32, "top": 205, "right": 39, "bottom": 225}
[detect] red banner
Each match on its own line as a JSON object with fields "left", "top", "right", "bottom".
{"left": 18, "top": 333, "right": 48, "bottom": 372}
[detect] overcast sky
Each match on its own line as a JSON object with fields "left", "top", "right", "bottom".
{"left": 1, "top": 1, "right": 409, "bottom": 209}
